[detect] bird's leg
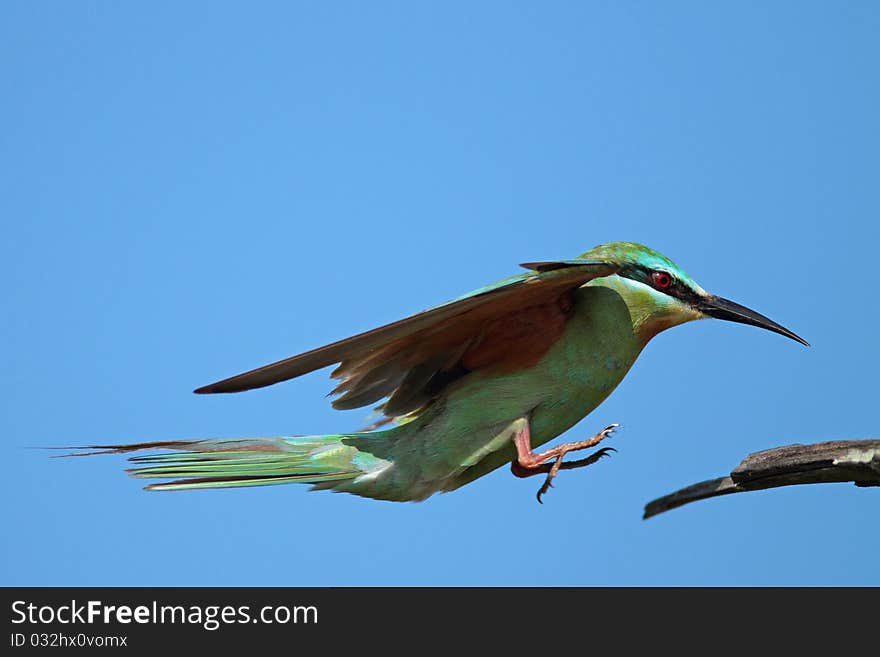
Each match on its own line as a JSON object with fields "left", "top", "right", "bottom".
{"left": 510, "top": 422, "right": 619, "bottom": 503}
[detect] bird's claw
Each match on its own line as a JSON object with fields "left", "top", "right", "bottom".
{"left": 536, "top": 478, "right": 553, "bottom": 504}
{"left": 534, "top": 426, "right": 621, "bottom": 503}
{"left": 600, "top": 423, "right": 620, "bottom": 439}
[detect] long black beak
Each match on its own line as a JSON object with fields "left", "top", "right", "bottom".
{"left": 698, "top": 295, "right": 809, "bottom": 346}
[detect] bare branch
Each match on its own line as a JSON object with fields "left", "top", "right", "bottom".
{"left": 644, "top": 439, "right": 880, "bottom": 519}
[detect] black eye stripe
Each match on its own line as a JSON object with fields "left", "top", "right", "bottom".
{"left": 621, "top": 266, "right": 693, "bottom": 300}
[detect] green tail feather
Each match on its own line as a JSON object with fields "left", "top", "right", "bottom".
{"left": 68, "top": 435, "right": 372, "bottom": 492}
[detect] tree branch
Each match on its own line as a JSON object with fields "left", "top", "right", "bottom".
{"left": 643, "top": 439, "right": 880, "bottom": 519}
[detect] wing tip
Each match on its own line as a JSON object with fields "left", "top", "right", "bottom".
{"left": 193, "top": 381, "right": 247, "bottom": 394}
{"left": 519, "top": 259, "right": 615, "bottom": 273}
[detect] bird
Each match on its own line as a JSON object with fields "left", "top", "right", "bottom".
{"left": 74, "top": 241, "right": 807, "bottom": 503}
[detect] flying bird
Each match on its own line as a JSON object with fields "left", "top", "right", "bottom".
{"left": 76, "top": 242, "right": 807, "bottom": 502}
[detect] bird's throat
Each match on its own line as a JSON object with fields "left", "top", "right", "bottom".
{"left": 585, "top": 275, "right": 702, "bottom": 346}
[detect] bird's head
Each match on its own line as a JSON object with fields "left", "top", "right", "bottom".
{"left": 583, "top": 241, "right": 808, "bottom": 346}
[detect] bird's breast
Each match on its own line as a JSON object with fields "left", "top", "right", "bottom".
{"left": 527, "top": 284, "right": 644, "bottom": 445}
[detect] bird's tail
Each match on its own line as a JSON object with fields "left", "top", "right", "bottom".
{"left": 64, "top": 434, "right": 385, "bottom": 492}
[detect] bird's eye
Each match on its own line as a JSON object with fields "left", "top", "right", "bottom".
{"left": 652, "top": 271, "right": 672, "bottom": 289}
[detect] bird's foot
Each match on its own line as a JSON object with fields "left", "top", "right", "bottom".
{"left": 511, "top": 423, "right": 621, "bottom": 503}
{"left": 534, "top": 446, "right": 617, "bottom": 503}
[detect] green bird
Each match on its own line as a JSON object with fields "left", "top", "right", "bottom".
{"left": 77, "top": 242, "right": 807, "bottom": 502}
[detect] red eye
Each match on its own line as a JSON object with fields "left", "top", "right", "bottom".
{"left": 652, "top": 271, "right": 672, "bottom": 289}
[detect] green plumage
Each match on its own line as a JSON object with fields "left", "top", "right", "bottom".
{"left": 72, "top": 242, "right": 806, "bottom": 501}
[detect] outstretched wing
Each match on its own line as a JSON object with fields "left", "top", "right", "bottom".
{"left": 194, "top": 259, "right": 618, "bottom": 417}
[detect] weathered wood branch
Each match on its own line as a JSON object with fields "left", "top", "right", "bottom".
{"left": 643, "top": 439, "right": 880, "bottom": 519}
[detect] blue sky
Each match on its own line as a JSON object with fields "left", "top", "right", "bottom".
{"left": 2, "top": 1, "right": 878, "bottom": 586}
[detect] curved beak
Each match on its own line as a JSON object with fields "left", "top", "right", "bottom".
{"left": 698, "top": 295, "right": 809, "bottom": 346}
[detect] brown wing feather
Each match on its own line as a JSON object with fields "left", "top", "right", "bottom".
{"left": 461, "top": 295, "right": 573, "bottom": 373}
{"left": 194, "top": 261, "right": 617, "bottom": 415}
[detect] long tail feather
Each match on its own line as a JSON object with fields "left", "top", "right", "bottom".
{"left": 64, "top": 435, "right": 368, "bottom": 492}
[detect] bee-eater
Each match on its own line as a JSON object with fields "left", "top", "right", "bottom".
{"left": 77, "top": 242, "right": 807, "bottom": 502}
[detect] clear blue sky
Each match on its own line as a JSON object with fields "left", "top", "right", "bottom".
{"left": 2, "top": 1, "right": 878, "bottom": 586}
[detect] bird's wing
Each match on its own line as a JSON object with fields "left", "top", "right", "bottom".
{"left": 194, "top": 259, "right": 618, "bottom": 417}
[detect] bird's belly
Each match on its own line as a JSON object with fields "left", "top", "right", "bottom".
{"left": 459, "top": 284, "right": 642, "bottom": 442}
{"left": 342, "top": 286, "right": 644, "bottom": 500}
